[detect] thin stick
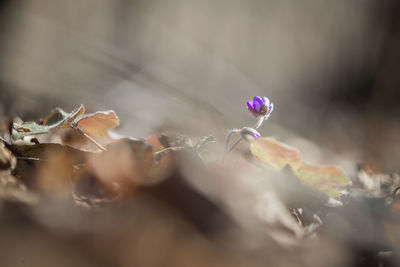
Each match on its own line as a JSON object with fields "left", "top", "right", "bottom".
{"left": 16, "top": 156, "right": 47, "bottom": 162}
{"left": 154, "top": 146, "right": 184, "bottom": 162}
{"left": 71, "top": 125, "right": 107, "bottom": 151}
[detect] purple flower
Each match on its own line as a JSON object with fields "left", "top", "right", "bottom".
{"left": 246, "top": 96, "right": 273, "bottom": 119}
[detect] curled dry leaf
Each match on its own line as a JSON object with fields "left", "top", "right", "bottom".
{"left": 11, "top": 104, "right": 119, "bottom": 141}
{"left": 251, "top": 137, "right": 350, "bottom": 199}
{"left": 12, "top": 104, "right": 85, "bottom": 140}
{"left": 42, "top": 104, "right": 85, "bottom": 128}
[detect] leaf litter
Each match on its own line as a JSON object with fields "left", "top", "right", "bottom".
{"left": 0, "top": 104, "right": 399, "bottom": 267}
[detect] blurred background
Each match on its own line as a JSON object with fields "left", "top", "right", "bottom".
{"left": 0, "top": 1, "right": 400, "bottom": 266}
{"left": 1, "top": 0, "right": 400, "bottom": 170}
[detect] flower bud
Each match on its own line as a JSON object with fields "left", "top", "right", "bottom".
{"left": 246, "top": 96, "right": 273, "bottom": 120}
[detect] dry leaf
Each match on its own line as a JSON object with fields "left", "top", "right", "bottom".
{"left": 12, "top": 104, "right": 118, "bottom": 141}
{"left": 73, "top": 110, "right": 119, "bottom": 138}
{"left": 251, "top": 138, "right": 350, "bottom": 199}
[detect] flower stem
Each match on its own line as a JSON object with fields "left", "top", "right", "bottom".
{"left": 227, "top": 117, "right": 264, "bottom": 155}
{"left": 222, "top": 129, "right": 240, "bottom": 162}
{"left": 252, "top": 117, "right": 264, "bottom": 129}
{"left": 222, "top": 117, "right": 264, "bottom": 162}
{"left": 229, "top": 136, "right": 244, "bottom": 153}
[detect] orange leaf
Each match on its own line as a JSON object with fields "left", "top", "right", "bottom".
{"left": 250, "top": 137, "right": 300, "bottom": 171}
{"left": 251, "top": 138, "right": 350, "bottom": 199}
{"left": 74, "top": 110, "right": 119, "bottom": 138}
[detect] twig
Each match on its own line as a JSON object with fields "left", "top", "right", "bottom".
{"left": 16, "top": 156, "right": 48, "bottom": 162}
{"left": 71, "top": 125, "right": 106, "bottom": 151}
{"left": 154, "top": 146, "right": 185, "bottom": 162}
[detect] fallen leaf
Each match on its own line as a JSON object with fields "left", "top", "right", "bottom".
{"left": 12, "top": 105, "right": 85, "bottom": 140}
{"left": 12, "top": 122, "right": 56, "bottom": 141}
{"left": 42, "top": 104, "right": 85, "bottom": 127}
{"left": 251, "top": 137, "right": 300, "bottom": 170}
{"left": 11, "top": 104, "right": 117, "bottom": 141}
{"left": 34, "top": 146, "right": 83, "bottom": 197}
{"left": 9, "top": 143, "right": 88, "bottom": 163}
{"left": 292, "top": 163, "right": 349, "bottom": 198}
{"left": 9, "top": 143, "right": 90, "bottom": 194}
{"left": 251, "top": 138, "right": 350, "bottom": 199}
{"left": 74, "top": 138, "right": 157, "bottom": 198}
{"left": 72, "top": 110, "right": 119, "bottom": 138}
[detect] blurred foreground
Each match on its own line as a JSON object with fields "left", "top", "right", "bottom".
{"left": 1, "top": 1, "right": 400, "bottom": 266}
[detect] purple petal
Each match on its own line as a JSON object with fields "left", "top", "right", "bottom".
{"left": 264, "top": 102, "right": 274, "bottom": 120}
{"left": 268, "top": 102, "right": 274, "bottom": 114}
{"left": 246, "top": 100, "right": 254, "bottom": 110}
{"left": 253, "top": 96, "right": 263, "bottom": 112}
{"left": 262, "top": 97, "right": 270, "bottom": 107}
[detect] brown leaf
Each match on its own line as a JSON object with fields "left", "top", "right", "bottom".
{"left": 12, "top": 104, "right": 117, "bottom": 142}
{"left": 251, "top": 137, "right": 300, "bottom": 170}
{"left": 9, "top": 143, "right": 88, "bottom": 164}
{"left": 10, "top": 143, "right": 90, "bottom": 196}
{"left": 73, "top": 110, "right": 119, "bottom": 138}
{"left": 251, "top": 138, "right": 350, "bottom": 199}
{"left": 75, "top": 138, "right": 156, "bottom": 198}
